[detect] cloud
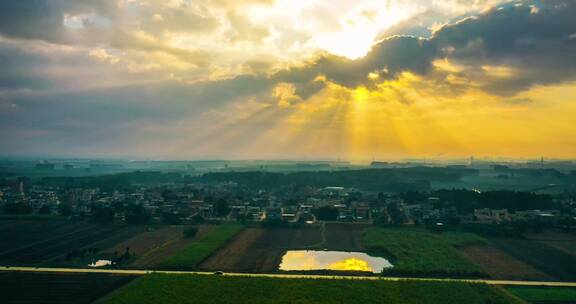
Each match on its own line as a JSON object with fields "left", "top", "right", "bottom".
{"left": 431, "top": 0, "right": 576, "bottom": 95}
{"left": 2, "top": 0, "right": 576, "bottom": 158}
{"left": 0, "top": 0, "right": 116, "bottom": 43}
{"left": 275, "top": 36, "right": 434, "bottom": 89}
{"left": 276, "top": 0, "right": 576, "bottom": 96}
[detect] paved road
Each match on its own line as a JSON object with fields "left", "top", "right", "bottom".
{"left": 2, "top": 266, "right": 576, "bottom": 287}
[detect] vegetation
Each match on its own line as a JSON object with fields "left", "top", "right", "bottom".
{"left": 506, "top": 286, "right": 576, "bottom": 302}
{"left": 364, "top": 228, "right": 485, "bottom": 277}
{"left": 37, "top": 171, "right": 187, "bottom": 191}
{"left": 3, "top": 203, "right": 32, "bottom": 214}
{"left": 125, "top": 205, "right": 151, "bottom": 225}
{"left": 159, "top": 224, "right": 243, "bottom": 270}
{"left": 58, "top": 203, "right": 73, "bottom": 216}
{"left": 313, "top": 206, "right": 338, "bottom": 221}
{"left": 2, "top": 272, "right": 135, "bottom": 304}
{"left": 440, "top": 231, "right": 488, "bottom": 247}
{"left": 99, "top": 274, "right": 523, "bottom": 304}
{"left": 196, "top": 167, "right": 479, "bottom": 192}
{"left": 215, "top": 198, "right": 231, "bottom": 217}
{"left": 92, "top": 205, "right": 115, "bottom": 223}
{"left": 428, "top": 189, "right": 555, "bottom": 212}
{"left": 183, "top": 227, "right": 199, "bottom": 238}
{"left": 0, "top": 220, "right": 142, "bottom": 265}
{"left": 162, "top": 212, "right": 181, "bottom": 225}
{"left": 0, "top": 214, "right": 68, "bottom": 221}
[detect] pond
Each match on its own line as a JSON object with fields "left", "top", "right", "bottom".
{"left": 279, "top": 250, "right": 393, "bottom": 273}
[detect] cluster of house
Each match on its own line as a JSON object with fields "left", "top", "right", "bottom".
{"left": 403, "top": 200, "right": 571, "bottom": 226}
{"left": 2, "top": 180, "right": 574, "bottom": 228}
{"left": 465, "top": 208, "right": 562, "bottom": 224}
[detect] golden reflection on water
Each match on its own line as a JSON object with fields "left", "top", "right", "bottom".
{"left": 328, "top": 257, "right": 372, "bottom": 272}
{"left": 279, "top": 250, "right": 392, "bottom": 273}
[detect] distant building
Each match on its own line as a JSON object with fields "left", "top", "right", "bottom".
{"left": 230, "top": 205, "right": 247, "bottom": 219}
{"left": 511, "top": 210, "right": 560, "bottom": 223}
{"left": 354, "top": 204, "right": 371, "bottom": 222}
{"left": 474, "top": 208, "right": 510, "bottom": 224}
{"left": 265, "top": 207, "right": 282, "bottom": 221}
{"left": 321, "top": 187, "right": 346, "bottom": 198}
{"left": 281, "top": 206, "right": 297, "bottom": 222}
{"left": 299, "top": 204, "right": 313, "bottom": 214}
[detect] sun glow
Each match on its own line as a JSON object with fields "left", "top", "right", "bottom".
{"left": 315, "top": 29, "right": 377, "bottom": 59}
{"left": 328, "top": 258, "right": 372, "bottom": 272}
{"left": 174, "top": 72, "right": 576, "bottom": 161}
{"left": 245, "top": 0, "right": 421, "bottom": 59}
{"left": 313, "top": 3, "right": 420, "bottom": 59}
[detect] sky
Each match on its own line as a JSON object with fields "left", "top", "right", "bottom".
{"left": 0, "top": 0, "right": 575, "bottom": 161}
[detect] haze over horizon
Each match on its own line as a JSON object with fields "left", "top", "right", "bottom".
{"left": 1, "top": 0, "right": 576, "bottom": 160}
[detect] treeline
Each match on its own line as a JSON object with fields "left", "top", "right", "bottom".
{"left": 196, "top": 167, "right": 478, "bottom": 192}
{"left": 493, "top": 165, "right": 576, "bottom": 179}
{"left": 403, "top": 189, "right": 555, "bottom": 212}
{"left": 37, "top": 171, "right": 186, "bottom": 191}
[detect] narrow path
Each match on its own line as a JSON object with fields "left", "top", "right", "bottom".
{"left": 2, "top": 266, "right": 576, "bottom": 287}
{"left": 301, "top": 222, "right": 326, "bottom": 249}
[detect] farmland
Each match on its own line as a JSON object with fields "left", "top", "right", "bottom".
{"left": 0, "top": 271, "right": 136, "bottom": 304}
{"left": 460, "top": 245, "right": 553, "bottom": 281}
{"left": 200, "top": 225, "right": 490, "bottom": 275}
{"left": 104, "top": 226, "right": 187, "bottom": 266}
{"left": 150, "top": 225, "right": 576, "bottom": 282}
{"left": 99, "top": 273, "right": 524, "bottom": 304}
{"left": 199, "top": 226, "right": 322, "bottom": 272}
{"left": 159, "top": 224, "right": 244, "bottom": 270}
{"left": 363, "top": 228, "right": 485, "bottom": 277}
{"left": 489, "top": 237, "right": 576, "bottom": 281}
{"left": 506, "top": 286, "right": 576, "bottom": 304}
{"left": 130, "top": 225, "right": 214, "bottom": 269}
{"left": 324, "top": 223, "right": 367, "bottom": 250}
{"left": 0, "top": 220, "right": 144, "bottom": 266}
{"left": 523, "top": 230, "right": 576, "bottom": 256}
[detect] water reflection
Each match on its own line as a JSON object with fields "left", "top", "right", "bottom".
{"left": 279, "top": 250, "right": 392, "bottom": 273}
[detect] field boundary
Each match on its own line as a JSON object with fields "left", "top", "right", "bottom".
{"left": 2, "top": 266, "right": 576, "bottom": 287}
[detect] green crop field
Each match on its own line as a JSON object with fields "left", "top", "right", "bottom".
{"left": 506, "top": 286, "right": 576, "bottom": 303}
{"left": 364, "top": 228, "right": 485, "bottom": 277}
{"left": 98, "top": 274, "right": 524, "bottom": 304}
{"left": 159, "top": 224, "right": 243, "bottom": 270}
{"left": 440, "top": 231, "right": 488, "bottom": 247}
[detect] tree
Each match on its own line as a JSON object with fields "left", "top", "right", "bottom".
{"left": 183, "top": 227, "right": 198, "bottom": 238}
{"left": 38, "top": 204, "right": 51, "bottom": 214}
{"left": 387, "top": 202, "right": 407, "bottom": 226}
{"left": 190, "top": 214, "right": 205, "bottom": 224}
{"left": 3, "top": 203, "right": 32, "bottom": 215}
{"left": 215, "top": 198, "right": 230, "bottom": 217}
{"left": 125, "top": 204, "right": 151, "bottom": 225}
{"left": 313, "top": 206, "right": 338, "bottom": 221}
{"left": 162, "top": 212, "right": 181, "bottom": 225}
{"left": 112, "top": 201, "right": 125, "bottom": 214}
{"left": 92, "top": 205, "right": 114, "bottom": 223}
{"left": 58, "top": 203, "right": 73, "bottom": 216}
{"left": 124, "top": 247, "right": 132, "bottom": 260}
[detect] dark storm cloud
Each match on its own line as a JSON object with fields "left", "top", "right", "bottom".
{"left": 275, "top": 36, "right": 434, "bottom": 89}
{"left": 278, "top": 0, "right": 576, "bottom": 96}
{"left": 431, "top": 0, "right": 576, "bottom": 95}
